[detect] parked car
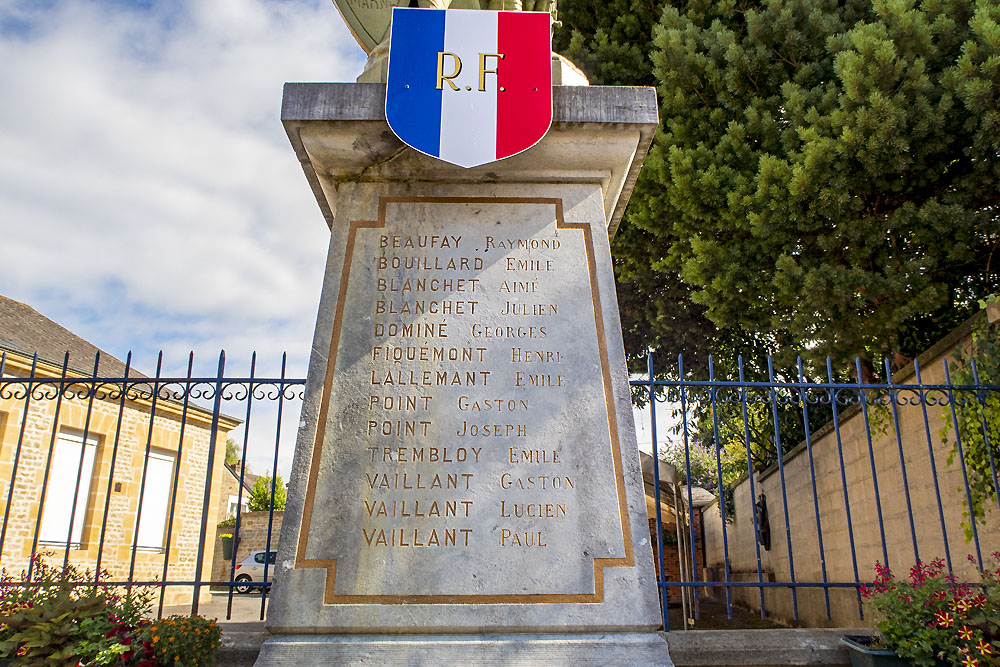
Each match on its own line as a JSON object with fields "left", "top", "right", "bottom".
{"left": 233, "top": 550, "right": 276, "bottom": 594}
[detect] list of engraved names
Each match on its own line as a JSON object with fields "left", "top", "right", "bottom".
{"left": 315, "top": 202, "right": 624, "bottom": 597}
{"left": 361, "top": 233, "right": 578, "bottom": 549}
{"left": 367, "top": 229, "right": 568, "bottom": 552}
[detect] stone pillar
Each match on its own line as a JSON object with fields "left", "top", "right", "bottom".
{"left": 258, "top": 83, "right": 670, "bottom": 665}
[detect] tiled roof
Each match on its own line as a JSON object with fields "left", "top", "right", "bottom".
{"left": 0, "top": 294, "right": 135, "bottom": 377}
{"left": 225, "top": 462, "right": 259, "bottom": 493}
{"left": 0, "top": 294, "right": 243, "bottom": 428}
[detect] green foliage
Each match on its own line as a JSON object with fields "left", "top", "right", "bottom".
{"left": 659, "top": 434, "right": 744, "bottom": 523}
{"left": 556, "top": 0, "right": 724, "bottom": 375}
{"left": 552, "top": 0, "right": 661, "bottom": 86}
{"left": 217, "top": 515, "right": 237, "bottom": 531}
{"left": 659, "top": 437, "right": 738, "bottom": 491}
{"left": 225, "top": 438, "right": 240, "bottom": 467}
{"left": 687, "top": 352, "right": 838, "bottom": 468}
{"left": 0, "top": 591, "right": 109, "bottom": 665}
{"left": 941, "top": 296, "right": 1000, "bottom": 542}
{"left": 557, "top": 0, "right": 1000, "bottom": 370}
{"left": 863, "top": 555, "right": 1000, "bottom": 666}
{"left": 0, "top": 555, "right": 226, "bottom": 666}
{"left": 247, "top": 474, "right": 286, "bottom": 512}
{"left": 140, "top": 615, "right": 221, "bottom": 667}
{"left": 0, "top": 554, "right": 153, "bottom": 665}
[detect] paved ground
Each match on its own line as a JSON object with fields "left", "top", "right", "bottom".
{"left": 667, "top": 597, "right": 786, "bottom": 631}
{"left": 165, "top": 592, "right": 856, "bottom": 666}
{"left": 159, "top": 590, "right": 270, "bottom": 624}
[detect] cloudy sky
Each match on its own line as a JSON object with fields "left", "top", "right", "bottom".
{"left": 0, "top": 0, "right": 670, "bottom": 473}
{"left": 1, "top": 0, "right": 366, "bottom": 377}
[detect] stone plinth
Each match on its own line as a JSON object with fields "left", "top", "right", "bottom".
{"left": 259, "top": 83, "right": 669, "bottom": 665}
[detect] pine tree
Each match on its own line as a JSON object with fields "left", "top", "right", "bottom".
{"left": 557, "top": 0, "right": 1000, "bottom": 372}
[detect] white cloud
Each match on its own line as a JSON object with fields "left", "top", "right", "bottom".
{"left": 0, "top": 0, "right": 365, "bottom": 370}
{"left": 0, "top": 0, "right": 367, "bottom": 473}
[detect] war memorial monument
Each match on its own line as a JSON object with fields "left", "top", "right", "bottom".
{"left": 256, "top": 1, "right": 670, "bottom": 663}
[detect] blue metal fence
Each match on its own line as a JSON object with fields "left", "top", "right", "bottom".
{"left": 633, "top": 351, "right": 1000, "bottom": 630}
{"left": 2, "top": 345, "right": 998, "bottom": 629}
{"left": 0, "top": 350, "right": 303, "bottom": 621}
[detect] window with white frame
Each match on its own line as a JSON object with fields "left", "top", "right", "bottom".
{"left": 38, "top": 431, "right": 98, "bottom": 546}
{"left": 226, "top": 494, "right": 248, "bottom": 519}
{"left": 134, "top": 449, "right": 176, "bottom": 550}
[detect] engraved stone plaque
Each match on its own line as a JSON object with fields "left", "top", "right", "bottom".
{"left": 296, "top": 197, "right": 633, "bottom": 602}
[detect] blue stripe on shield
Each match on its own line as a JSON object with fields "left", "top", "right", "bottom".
{"left": 386, "top": 8, "right": 445, "bottom": 158}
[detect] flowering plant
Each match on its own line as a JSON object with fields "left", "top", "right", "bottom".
{"left": 0, "top": 554, "right": 220, "bottom": 666}
{"left": 0, "top": 554, "right": 153, "bottom": 665}
{"left": 861, "top": 554, "right": 1000, "bottom": 666}
{"left": 139, "top": 615, "right": 220, "bottom": 667}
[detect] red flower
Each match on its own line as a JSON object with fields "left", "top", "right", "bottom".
{"left": 961, "top": 655, "right": 978, "bottom": 667}
{"left": 935, "top": 610, "right": 954, "bottom": 628}
{"left": 976, "top": 640, "right": 992, "bottom": 656}
{"left": 959, "top": 626, "right": 974, "bottom": 640}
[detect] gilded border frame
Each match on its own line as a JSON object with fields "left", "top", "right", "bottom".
{"left": 295, "top": 196, "right": 635, "bottom": 604}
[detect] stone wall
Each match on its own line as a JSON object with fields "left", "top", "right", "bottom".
{"left": 702, "top": 306, "right": 1000, "bottom": 627}
{"left": 212, "top": 511, "right": 283, "bottom": 585}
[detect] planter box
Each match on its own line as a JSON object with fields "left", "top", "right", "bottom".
{"left": 841, "top": 636, "right": 910, "bottom": 667}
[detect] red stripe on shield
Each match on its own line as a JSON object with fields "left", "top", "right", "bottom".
{"left": 496, "top": 11, "right": 552, "bottom": 160}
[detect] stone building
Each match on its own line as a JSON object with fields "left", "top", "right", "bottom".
{"left": 217, "top": 461, "right": 258, "bottom": 527}
{"left": 0, "top": 295, "right": 240, "bottom": 605}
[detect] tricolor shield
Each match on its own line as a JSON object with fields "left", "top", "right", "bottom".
{"left": 385, "top": 8, "right": 553, "bottom": 168}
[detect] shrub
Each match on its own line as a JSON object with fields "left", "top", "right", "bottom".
{"left": 0, "top": 554, "right": 152, "bottom": 665}
{"left": 0, "top": 554, "right": 222, "bottom": 666}
{"left": 247, "top": 474, "right": 286, "bottom": 512}
{"left": 940, "top": 296, "right": 999, "bottom": 542}
{"left": 140, "top": 615, "right": 221, "bottom": 667}
{"left": 862, "top": 554, "right": 1000, "bottom": 666}
{"left": 658, "top": 438, "right": 732, "bottom": 491}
